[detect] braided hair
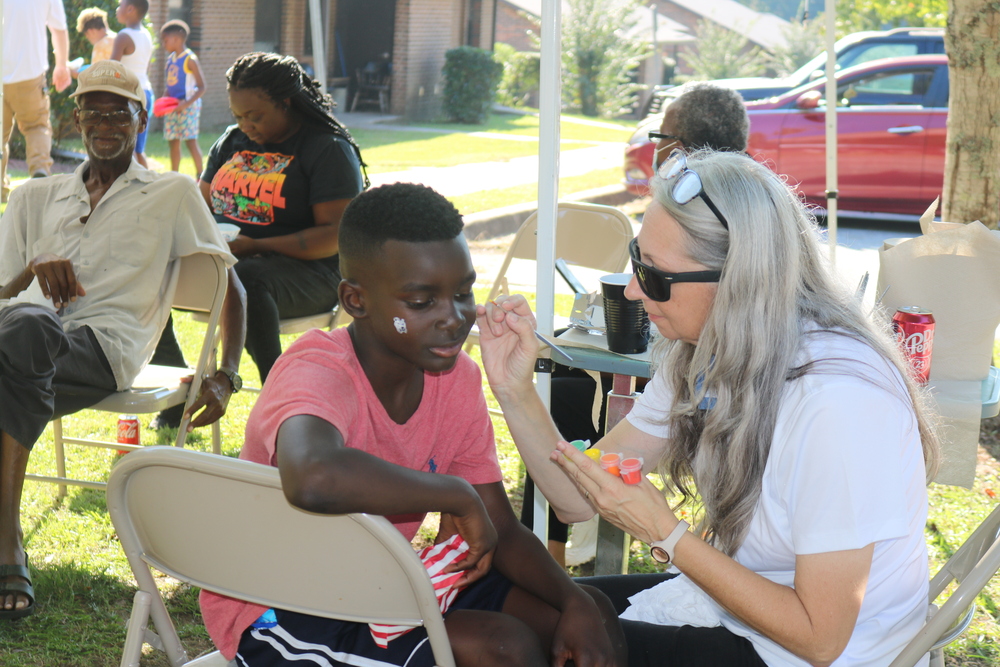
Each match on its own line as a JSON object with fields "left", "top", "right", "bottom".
{"left": 226, "top": 52, "right": 369, "bottom": 188}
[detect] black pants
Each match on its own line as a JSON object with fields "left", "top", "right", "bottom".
{"left": 0, "top": 304, "right": 117, "bottom": 449}
{"left": 152, "top": 253, "right": 341, "bottom": 391}
{"left": 520, "top": 364, "right": 611, "bottom": 542}
{"left": 576, "top": 573, "right": 767, "bottom": 667}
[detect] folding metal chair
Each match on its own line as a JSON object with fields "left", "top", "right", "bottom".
{"left": 890, "top": 503, "right": 1000, "bottom": 666}
{"left": 25, "top": 253, "right": 228, "bottom": 496}
{"left": 107, "top": 447, "right": 455, "bottom": 667}
{"left": 465, "top": 201, "right": 634, "bottom": 350}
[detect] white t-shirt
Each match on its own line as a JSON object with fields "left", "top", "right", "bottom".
{"left": 0, "top": 160, "right": 236, "bottom": 390}
{"left": 118, "top": 25, "right": 153, "bottom": 91}
{"left": 2, "top": 0, "right": 67, "bottom": 84}
{"left": 624, "top": 330, "right": 930, "bottom": 667}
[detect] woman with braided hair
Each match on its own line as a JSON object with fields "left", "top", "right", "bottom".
{"left": 150, "top": 53, "right": 367, "bottom": 418}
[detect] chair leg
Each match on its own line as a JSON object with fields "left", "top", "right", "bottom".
{"left": 211, "top": 420, "right": 221, "bottom": 456}
{"left": 351, "top": 91, "right": 359, "bottom": 113}
{"left": 53, "top": 419, "right": 67, "bottom": 499}
{"left": 929, "top": 647, "right": 945, "bottom": 667}
{"left": 121, "top": 590, "right": 152, "bottom": 667}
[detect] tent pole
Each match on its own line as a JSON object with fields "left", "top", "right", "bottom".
{"left": 824, "top": 0, "right": 838, "bottom": 264}
{"left": 309, "top": 0, "right": 327, "bottom": 94}
{"left": 531, "top": 0, "right": 561, "bottom": 545}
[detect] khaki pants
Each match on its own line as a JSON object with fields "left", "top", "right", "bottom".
{"left": 2, "top": 74, "right": 54, "bottom": 201}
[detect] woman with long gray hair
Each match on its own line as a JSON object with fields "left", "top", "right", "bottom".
{"left": 478, "top": 149, "right": 938, "bottom": 666}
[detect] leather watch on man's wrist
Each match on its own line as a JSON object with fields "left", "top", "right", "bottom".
{"left": 649, "top": 519, "right": 690, "bottom": 565}
{"left": 218, "top": 368, "right": 242, "bottom": 393}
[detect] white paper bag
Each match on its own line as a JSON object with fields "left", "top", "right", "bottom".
{"left": 876, "top": 199, "right": 1000, "bottom": 486}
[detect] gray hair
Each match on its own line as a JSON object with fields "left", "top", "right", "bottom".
{"left": 669, "top": 83, "right": 749, "bottom": 153}
{"left": 648, "top": 150, "right": 939, "bottom": 556}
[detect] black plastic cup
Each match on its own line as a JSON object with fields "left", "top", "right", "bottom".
{"left": 600, "top": 273, "right": 649, "bottom": 354}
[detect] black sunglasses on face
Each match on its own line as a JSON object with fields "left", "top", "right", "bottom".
{"left": 649, "top": 131, "right": 684, "bottom": 144}
{"left": 657, "top": 149, "right": 731, "bottom": 231}
{"left": 629, "top": 238, "right": 721, "bottom": 302}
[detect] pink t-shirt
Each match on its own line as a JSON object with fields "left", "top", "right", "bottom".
{"left": 200, "top": 327, "right": 502, "bottom": 659}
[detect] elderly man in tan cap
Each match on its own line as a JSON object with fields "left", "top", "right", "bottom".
{"left": 0, "top": 60, "right": 246, "bottom": 619}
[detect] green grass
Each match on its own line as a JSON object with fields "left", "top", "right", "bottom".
{"left": 46, "top": 111, "right": 632, "bottom": 212}
{"left": 451, "top": 167, "right": 622, "bottom": 215}
{"left": 4, "top": 286, "right": 1000, "bottom": 665}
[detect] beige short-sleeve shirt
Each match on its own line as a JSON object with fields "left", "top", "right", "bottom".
{"left": 0, "top": 160, "right": 236, "bottom": 389}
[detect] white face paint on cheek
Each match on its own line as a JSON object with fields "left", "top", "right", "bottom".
{"left": 393, "top": 317, "right": 407, "bottom": 334}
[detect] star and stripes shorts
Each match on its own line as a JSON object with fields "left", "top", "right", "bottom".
{"left": 234, "top": 568, "right": 513, "bottom": 667}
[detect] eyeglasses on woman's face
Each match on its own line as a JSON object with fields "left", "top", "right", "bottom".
{"left": 657, "top": 149, "right": 731, "bottom": 231}
{"left": 628, "top": 237, "right": 721, "bottom": 302}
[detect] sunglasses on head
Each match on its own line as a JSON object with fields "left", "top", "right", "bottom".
{"left": 629, "top": 237, "right": 721, "bottom": 302}
{"left": 656, "top": 149, "right": 731, "bottom": 231}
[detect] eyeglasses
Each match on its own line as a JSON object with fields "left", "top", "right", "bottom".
{"left": 657, "top": 149, "right": 731, "bottom": 231}
{"left": 77, "top": 109, "right": 139, "bottom": 127}
{"left": 629, "top": 237, "right": 721, "bottom": 302}
{"left": 649, "top": 131, "right": 683, "bottom": 144}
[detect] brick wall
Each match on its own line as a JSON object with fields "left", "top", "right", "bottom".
{"left": 495, "top": 1, "right": 538, "bottom": 52}
{"left": 396, "top": 0, "right": 473, "bottom": 120}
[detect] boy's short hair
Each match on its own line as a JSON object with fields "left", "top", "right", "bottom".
{"left": 160, "top": 19, "right": 190, "bottom": 39}
{"left": 339, "top": 183, "right": 464, "bottom": 272}
{"left": 123, "top": 0, "right": 150, "bottom": 18}
{"left": 76, "top": 7, "right": 108, "bottom": 34}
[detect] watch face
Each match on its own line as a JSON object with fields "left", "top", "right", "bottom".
{"left": 230, "top": 372, "right": 243, "bottom": 392}
{"left": 650, "top": 545, "right": 670, "bottom": 564}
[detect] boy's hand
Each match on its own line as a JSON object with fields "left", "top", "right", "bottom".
{"left": 440, "top": 502, "right": 497, "bottom": 588}
{"left": 551, "top": 592, "right": 619, "bottom": 667}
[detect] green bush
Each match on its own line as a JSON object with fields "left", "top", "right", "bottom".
{"left": 442, "top": 46, "right": 503, "bottom": 124}
{"left": 494, "top": 43, "right": 540, "bottom": 108}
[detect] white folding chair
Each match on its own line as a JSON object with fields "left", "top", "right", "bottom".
{"left": 192, "top": 301, "right": 351, "bottom": 395}
{"left": 466, "top": 201, "right": 634, "bottom": 350}
{"left": 107, "top": 447, "right": 455, "bottom": 667}
{"left": 890, "top": 503, "right": 1000, "bottom": 666}
{"left": 25, "top": 253, "right": 228, "bottom": 496}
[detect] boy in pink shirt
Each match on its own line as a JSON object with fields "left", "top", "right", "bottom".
{"left": 199, "top": 183, "right": 626, "bottom": 667}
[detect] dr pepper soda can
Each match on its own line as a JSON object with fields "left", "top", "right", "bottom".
{"left": 892, "top": 307, "right": 935, "bottom": 385}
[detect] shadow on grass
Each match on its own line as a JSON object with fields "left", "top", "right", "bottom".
{"left": 0, "top": 560, "right": 213, "bottom": 667}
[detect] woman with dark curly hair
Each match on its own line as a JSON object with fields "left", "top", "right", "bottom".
{"left": 152, "top": 53, "right": 367, "bottom": 422}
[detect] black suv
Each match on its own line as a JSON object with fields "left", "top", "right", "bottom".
{"left": 643, "top": 27, "right": 945, "bottom": 116}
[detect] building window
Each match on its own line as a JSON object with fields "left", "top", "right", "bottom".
{"left": 255, "top": 0, "right": 283, "bottom": 53}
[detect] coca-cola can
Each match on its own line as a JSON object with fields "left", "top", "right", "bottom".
{"left": 117, "top": 414, "right": 140, "bottom": 451}
{"left": 892, "top": 307, "right": 935, "bottom": 385}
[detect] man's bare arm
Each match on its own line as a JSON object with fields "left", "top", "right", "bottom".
{"left": 0, "top": 267, "right": 35, "bottom": 299}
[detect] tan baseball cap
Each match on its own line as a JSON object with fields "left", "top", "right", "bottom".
{"left": 70, "top": 60, "right": 146, "bottom": 110}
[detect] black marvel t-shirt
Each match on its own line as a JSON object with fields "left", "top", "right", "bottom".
{"left": 201, "top": 124, "right": 363, "bottom": 240}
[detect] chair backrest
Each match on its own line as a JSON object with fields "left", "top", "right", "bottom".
{"left": 485, "top": 202, "right": 634, "bottom": 302}
{"left": 107, "top": 447, "right": 455, "bottom": 667}
{"left": 889, "top": 503, "right": 1000, "bottom": 666}
{"left": 171, "top": 254, "right": 228, "bottom": 442}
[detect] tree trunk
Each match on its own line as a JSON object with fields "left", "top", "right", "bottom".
{"left": 942, "top": 0, "right": 1000, "bottom": 227}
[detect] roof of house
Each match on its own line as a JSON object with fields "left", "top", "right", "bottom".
{"left": 499, "top": 0, "right": 787, "bottom": 51}
{"left": 663, "top": 0, "right": 790, "bottom": 51}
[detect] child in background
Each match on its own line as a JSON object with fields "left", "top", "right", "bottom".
{"left": 160, "top": 20, "right": 205, "bottom": 175}
{"left": 76, "top": 7, "right": 116, "bottom": 66}
{"left": 111, "top": 0, "right": 153, "bottom": 167}
{"left": 199, "top": 182, "right": 626, "bottom": 667}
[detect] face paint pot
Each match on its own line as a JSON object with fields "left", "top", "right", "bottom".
{"left": 620, "top": 457, "right": 644, "bottom": 485}
{"left": 600, "top": 452, "right": 622, "bottom": 477}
